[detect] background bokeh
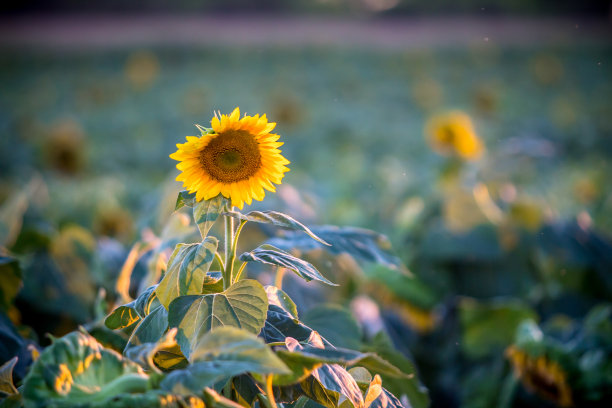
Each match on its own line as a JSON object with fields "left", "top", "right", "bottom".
{"left": 1, "top": 2, "right": 612, "bottom": 407}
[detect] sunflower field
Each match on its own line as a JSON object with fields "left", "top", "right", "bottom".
{"left": 1, "top": 10, "right": 612, "bottom": 408}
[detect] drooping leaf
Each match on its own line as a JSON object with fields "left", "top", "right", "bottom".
{"left": 134, "top": 285, "right": 159, "bottom": 317}
{"left": 0, "top": 256, "right": 22, "bottom": 312}
{"left": 240, "top": 245, "right": 336, "bottom": 286}
{"left": 156, "top": 237, "right": 218, "bottom": 309}
{"left": 168, "top": 279, "right": 268, "bottom": 359}
{"left": 125, "top": 305, "right": 168, "bottom": 351}
{"left": 124, "top": 328, "right": 184, "bottom": 373}
{"left": 104, "top": 305, "right": 140, "bottom": 330}
{"left": 364, "top": 375, "right": 404, "bottom": 408}
{"left": 175, "top": 191, "right": 196, "bottom": 211}
{"left": 260, "top": 305, "right": 314, "bottom": 344}
{"left": 266, "top": 286, "right": 299, "bottom": 319}
{"left": 21, "top": 331, "right": 148, "bottom": 406}
{"left": 161, "top": 327, "right": 290, "bottom": 394}
{"left": 224, "top": 210, "right": 330, "bottom": 246}
{"left": 0, "top": 356, "right": 18, "bottom": 396}
{"left": 303, "top": 304, "right": 362, "bottom": 350}
{"left": 267, "top": 225, "right": 403, "bottom": 269}
{"left": 301, "top": 363, "right": 364, "bottom": 408}
{"left": 192, "top": 194, "right": 229, "bottom": 238}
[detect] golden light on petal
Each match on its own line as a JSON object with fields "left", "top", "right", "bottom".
{"left": 170, "top": 107, "right": 290, "bottom": 209}
{"left": 425, "top": 111, "right": 484, "bottom": 160}
{"left": 506, "top": 346, "right": 574, "bottom": 407}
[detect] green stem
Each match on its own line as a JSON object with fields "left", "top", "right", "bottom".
{"left": 224, "top": 210, "right": 235, "bottom": 290}
{"left": 214, "top": 251, "right": 225, "bottom": 271}
{"left": 234, "top": 261, "right": 248, "bottom": 284}
{"left": 274, "top": 267, "right": 286, "bottom": 290}
{"left": 265, "top": 375, "right": 278, "bottom": 408}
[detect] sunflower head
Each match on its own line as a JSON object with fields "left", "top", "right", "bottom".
{"left": 425, "top": 111, "right": 484, "bottom": 160}
{"left": 170, "top": 107, "right": 290, "bottom": 209}
{"left": 506, "top": 346, "right": 574, "bottom": 407}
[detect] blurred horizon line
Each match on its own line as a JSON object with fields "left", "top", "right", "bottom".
{"left": 1, "top": 15, "right": 611, "bottom": 50}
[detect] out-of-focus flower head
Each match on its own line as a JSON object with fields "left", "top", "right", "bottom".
{"left": 425, "top": 111, "right": 484, "bottom": 161}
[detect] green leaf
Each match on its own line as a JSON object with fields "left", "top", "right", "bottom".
{"left": 156, "top": 238, "right": 218, "bottom": 309}
{"left": 192, "top": 194, "right": 229, "bottom": 238}
{"left": 0, "top": 256, "right": 22, "bottom": 311}
{"left": 125, "top": 305, "right": 168, "bottom": 350}
{"left": 0, "top": 356, "right": 18, "bottom": 396}
{"left": 168, "top": 279, "right": 268, "bottom": 359}
{"left": 364, "top": 375, "right": 403, "bottom": 408}
{"left": 303, "top": 304, "right": 362, "bottom": 350}
{"left": 134, "top": 285, "right": 159, "bottom": 317}
{"left": 261, "top": 305, "right": 315, "bottom": 344}
{"left": 161, "top": 327, "right": 290, "bottom": 394}
{"left": 124, "top": 328, "right": 183, "bottom": 373}
{"left": 459, "top": 297, "right": 538, "bottom": 358}
{"left": 174, "top": 190, "right": 196, "bottom": 211}
{"left": 267, "top": 225, "right": 403, "bottom": 269}
{"left": 240, "top": 245, "right": 336, "bottom": 286}
{"left": 301, "top": 363, "right": 363, "bottom": 408}
{"left": 104, "top": 305, "right": 140, "bottom": 330}
{"left": 203, "top": 387, "right": 244, "bottom": 408}
{"left": 266, "top": 286, "right": 299, "bottom": 319}
{"left": 363, "top": 332, "right": 429, "bottom": 408}
{"left": 202, "top": 271, "right": 224, "bottom": 294}
{"left": 87, "top": 391, "right": 206, "bottom": 408}
{"left": 21, "top": 331, "right": 148, "bottom": 406}
{"left": 224, "top": 210, "right": 330, "bottom": 246}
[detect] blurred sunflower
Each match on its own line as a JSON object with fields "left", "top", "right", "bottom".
{"left": 425, "top": 111, "right": 484, "bottom": 160}
{"left": 170, "top": 107, "right": 290, "bottom": 209}
{"left": 506, "top": 346, "right": 573, "bottom": 407}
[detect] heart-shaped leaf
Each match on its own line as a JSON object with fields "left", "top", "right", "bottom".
{"left": 168, "top": 279, "right": 268, "bottom": 359}
{"left": 224, "top": 210, "right": 330, "bottom": 246}
{"left": 240, "top": 245, "right": 336, "bottom": 286}
{"left": 156, "top": 238, "right": 218, "bottom": 309}
{"left": 125, "top": 305, "right": 168, "bottom": 351}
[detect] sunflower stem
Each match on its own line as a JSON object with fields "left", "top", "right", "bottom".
{"left": 229, "top": 220, "right": 247, "bottom": 284}
{"left": 265, "top": 375, "right": 278, "bottom": 408}
{"left": 223, "top": 208, "right": 235, "bottom": 290}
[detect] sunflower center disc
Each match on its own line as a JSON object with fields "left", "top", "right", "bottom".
{"left": 200, "top": 130, "right": 262, "bottom": 182}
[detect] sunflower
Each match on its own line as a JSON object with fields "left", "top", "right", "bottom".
{"left": 425, "top": 111, "right": 484, "bottom": 160}
{"left": 506, "top": 346, "right": 573, "bottom": 407}
{"left": 170, "top": 107, "right": 290, "bottom": 209}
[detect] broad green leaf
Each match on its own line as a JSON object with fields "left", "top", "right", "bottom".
{"left": 224, "top": 210, "right": 330, "bottom": 246}
{"left": 266, "top": 286, "right": 299, "bottom": 319}
{"left": 260, "top": 305, "right": 315, "bottom": 344}
{"left": 87, "top": 391, "right": 206, "bottom": 408}
{"left": 0, "top": 356, "right": 18, "bottom": 396}
{"left": 303, "top": 304, "right": 362, "bottom": 350}
{"left": 175, "top": 190, "right": 196, "bottom": 211}
{"left": 161, "top": 327, "right": 289, "bottom": 394}
{"left": 267, "top": 225, "right": 402, "bottom": 269}
{"left": 156, "top": 238, "right": 218, "bottom": 309}
{"left": 168, "top": 279, "right": 268, "bottom": 359}
{"left": 124, "top": 328, "right": 184, "bottom": 373}
{"left": 192, "top": 194, "right": 229, "bottom": 238}
{"left": 125, "top": 305, "right": 168, "bottom": 350}
{"left": 0, "top": 256, "right": 22, "bottom": 311}
{"left": 240, "top": 245, "right": 336, "bottom": 286}
{"left": 21, "top": 331, "right": 148, "bottom": 406}
{"left": 459, "top": 297, "right": 538, "bottom": 358}
{"left": 104, "top": 305, "right": 140, "bottom": 330}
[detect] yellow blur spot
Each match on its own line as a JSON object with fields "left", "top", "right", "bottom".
{"left": 425, "top": 111, "right": 484, "bottom": 160}
{"left": 125, "top": 51, "right": 160, "bottom": 90}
